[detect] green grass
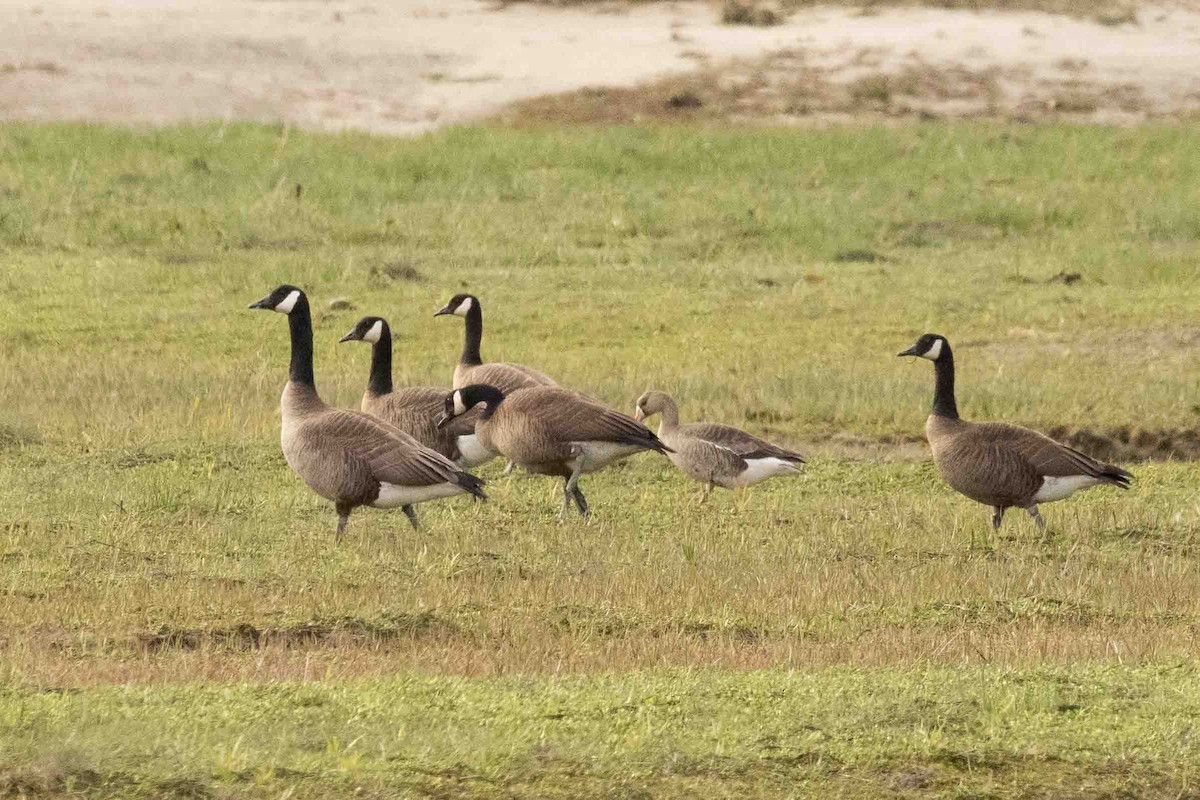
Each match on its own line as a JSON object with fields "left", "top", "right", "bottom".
{"left": 5, "top": 666, "right": 1200, "bottom": 798}
{"left": 2, "top": 121, "right": 1200, "bottom": 796}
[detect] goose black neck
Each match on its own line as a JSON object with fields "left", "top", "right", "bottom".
{"left": 287, "top": 296, "right": 316, "bottom": 387}
{"left": 932, "top": 349, "right": 959, "bottom": 419}
{"left": 367, "top": 322, "right": 394, "bottom": 397}
{"left": 461, "top": 303, "right": 483, "bottom": 366}
{"left": 465, "top": 384, "right": 505, "bottom": 420}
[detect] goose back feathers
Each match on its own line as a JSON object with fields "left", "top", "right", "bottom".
{"left": 465, "top": 386, "right": 669, "bottom": 477}
{"left": 281, "top": 391, "right": 483, "bottom": 509}
{"left": 437, "top": 385, "right": 670, "bottom": 519}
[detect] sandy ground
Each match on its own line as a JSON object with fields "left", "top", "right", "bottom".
{"left": 2, "top": 0, "right": 1199, "bottom": 133}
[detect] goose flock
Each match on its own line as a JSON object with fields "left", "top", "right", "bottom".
{"left": 248, "top": 284, "right": 1133, "bottom": 540}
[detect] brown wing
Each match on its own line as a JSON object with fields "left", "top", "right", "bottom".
{"left": 307, "top": 409, "right": 484, "bottom": 495}
{"left": 976, "top": 423, "right": 1132, "bottom": 486}
{"left": 364, "top": 386, "right": 476, "bottom": 458}
{"left": 458, "top": 362, "right": 557, "bottom": 394}
{"left": 680, "top": 422, "right": 804, "bottom": 463}
{"left": 936, "top": 434, "right": 1043, "bottom": 507}
{"left": 665, "top": 434, "right": 749, "bottom": 486}
{"left": 502, "top": 388, "right": 669, "bottom": 452}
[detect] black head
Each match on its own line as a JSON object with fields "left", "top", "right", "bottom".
{"left": 339, "top": 316, "right": 389, "bottom": 344}
{"left": 897, "top": 333, "right": 950, "bottom": 362}
{"left": 434, "top": 293, "right": 478, "bottom": 318}
{"left": 248, "top": 284, "right": 306, "bottom": 314}
{"left": 434, "top": 385, "right": 504, "bottom": 429}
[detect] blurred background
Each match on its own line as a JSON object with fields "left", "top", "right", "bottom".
{"left": 4, "top": 0, "right": 1198, "bottom": 134}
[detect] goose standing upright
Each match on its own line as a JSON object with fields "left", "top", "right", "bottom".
{"left": 339, "top": 315, "right": 493, "bottom": 468}
{"left": 248, "top": 285, "right": 486, "bottom": 539}
{"left": 433, "top": 294, "right": 557, "bottom": 394}
{"left": 633, "top": 390, "right": 803, "bottom": 501}
{"left": 897, "top": 333, "right": 1132, "bottom": 531}
{"left": 436, "top": 385, "right": 671, "bottom": 520}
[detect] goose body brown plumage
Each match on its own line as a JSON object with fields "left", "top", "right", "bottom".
{"left": 899, "top": 333, "right": 1131, "bottom": 531}
{"left": 340, "top": 316, "right": 492, "bottom": 468}
{"left": 250, "top": 286, "right": 486, "bottom": 540}
{"left": 437, "top": 385, "right": 671, "bottom": 519}
{"left": 361, "top": 386, "right": 487, "bottom": 466}
{"left": 452, "top": 361, "right": 556, "bottom": 394}
{"left": 634, "top": 391, "right": 803, "bottom": 494}
{"left": 282, "top": 385, "right": 479, "bottom": 512}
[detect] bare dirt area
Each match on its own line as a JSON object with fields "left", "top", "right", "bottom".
{"left": 2, "top": 0, "right": 1200, "bottom": 133}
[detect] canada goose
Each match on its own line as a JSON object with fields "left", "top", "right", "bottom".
{"left": 248, "top": 285, "right": 486, "bottom": 539}
{"left": 435, "top": 385, "right": 671, "bottom": 520}
{"left": 898, "top": 333, "right": 1132, "bottom": 531}
{"left": 433, "top": 293, "right": 557, "bottom": 393}
{"left": 338, "top": 315, "right": 493, "bottom": 468}
{"left": 633, "top": 391, "right": 803, "bottom": 500}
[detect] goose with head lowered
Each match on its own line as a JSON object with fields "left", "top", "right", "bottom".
{"left": 433, "top": 293, "right": 557, "bottom": 394}
{"left": 898, "top": 333, "right": 1132, "bottom": 532}
{"left": 633, "top": 390, "right": 803, "bottom": 501}
{"left": 339, "top": 315, "right": 492, "bottom": 468}
{"left": 436, "top": 385, "right": 672, "bottom": 520}
{"left": 248, "top": 286, "right": 486, "bottom": 540}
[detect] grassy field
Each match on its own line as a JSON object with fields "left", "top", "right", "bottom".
{"left": 2, "top": 121, "right": 1200, "bottom": 797}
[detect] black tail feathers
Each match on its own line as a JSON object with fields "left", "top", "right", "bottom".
{"left": 457, "top": 471, "right": 488, "bottom": 501}
{"left": 1103, "top": 464, "right": 1134, "bottom": 490}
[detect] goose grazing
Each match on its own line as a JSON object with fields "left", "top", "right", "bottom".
{"left": 339, "top": 315, "right": 493, "bottom": 468}
{"left": 433, "top": 293, "right": 557, "bottom": 394}
{"left": 435, "top": 385, "right": 671, "bottom": 520}
{"left": 897, "top": 333, "right": 1132, "bottom": 531}
{"left": 633, "top": 391, "right": 803, "bottom": 500}
{"left": 248, "top": 285, "right": 486, "bottom": 540}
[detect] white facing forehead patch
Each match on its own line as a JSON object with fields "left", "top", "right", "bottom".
{"left": 452, "top": 390, "right": 466, "bottom": 416}
{"left": 363, "top": 320, "right": 384, "bottom": 343}
{"left": 274, "top": 290, "right": 301, "bottom": 314}
{"left": 454, "top": 297, "right": 474, "bottom": 317}
{"left": 922, "top": 338, "right": 944, "bottom": 361}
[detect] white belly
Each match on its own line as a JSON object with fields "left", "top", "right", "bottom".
{"left": 731, "top": 457, "right": 801, "bottom": 488}
{"left": 1033, "top": 475, "right": 1102, "bottom": 503}
{"left": 455, "top": 434, "right": 495, "bottom": 469}
{"left": 566, "top": 441, "right": 645, "bottom": 473}
{"left": 372, "top": 481, "right": 465, "bottom": 508}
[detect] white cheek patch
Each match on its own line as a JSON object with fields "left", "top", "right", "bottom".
{"left": 922, "top": 339, "right": 944, "bottom": 361}
{"left": 452, "top": 391, "right": 466, "bottom": 416}
{"left": 274, "top": 290, "right": 301, "bottom": 314}
{"left": 454, "top": 297, "right": 473, "bottom": 317}
{"left": 363, "top": 320, "right": 384, "bottom": 343}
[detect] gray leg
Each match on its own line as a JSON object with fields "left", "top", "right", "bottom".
{"left": 991, "top": 506, "right": 1005, "bottom": 531}
{"left": 558, "top": 478, "right": 574, "bottom": 522}
{"left": 558, "top": 452, "right": 586, "bottom": 521}
{"left": 503, "top": 460, "right": 516, "bottom": 475}
{"left": 402, "top": 504, "right": 421, "bottom": 531}
{"left": 1027, "top": 506, "right": 1046, "bottom": 531}
{"left": 335, "top": 503, "right": 351, "bottom": 543}
{"left": 572, "top": 486, "right": 589, "bottom": 517}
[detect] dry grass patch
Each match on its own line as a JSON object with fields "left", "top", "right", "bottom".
{"left": 493, "top": 0, "right": 1161, "bottom": 23}
{"left": 497, "top": 50, "right": 1163, "bottom": 126}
